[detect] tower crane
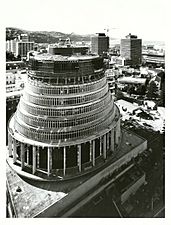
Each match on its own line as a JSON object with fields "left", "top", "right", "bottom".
{"left": 104, "top": 27, "right": 117, "bottom": 36}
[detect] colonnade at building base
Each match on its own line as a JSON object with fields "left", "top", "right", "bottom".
{"left": 8, "top": 127, "right": 121, "bottom": 180}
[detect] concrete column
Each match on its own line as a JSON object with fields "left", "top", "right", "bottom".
{"left": 92, "top": 140, "right": 95, "bottom": 166}
{"left": 21, "top": 143, "right": 25, "bottom": 170}
{"left": 115, "top": 126, "right": 118, "bottom": 145}
{"left": 115, "top": 120, "right": 121, "bottom": 145}
{"left": 26, "top": 145, "right": 29, "bottom": 165}
{"left": 66, "top": 87, "right": 69, "bottom": 94}
{"left": 63, "top": 147, "right": 66, "bottom": 176}
{"left": 32, "top": 146, "right": 37, "bottom": 175}
{"left": 111, "top": 128, "right": 115, "bottom": 152}
{"left": 99, "top": 137, "right": 102, "bottom": 156}
{"left": 77, "top": 144, "right": 81, "bottom": 172}
{"left": 47, "top": 147, "right": 52, "bottom": 176}
{"left": 89, "top": 141, "right": 92, "bottom": 162}
{"left": 107, "top": 132, "right": 110, "bottom": 150}
{"left": 103, "top": 134, "right": 107, "bottom": 159}
{"left": 8, "top": 134, "right": 12, "bottom": 157}
{"left": 37, "top": 147, "right": 40, "bottom": 169}
{"left": 13, "top": 139, "right": 17, "bottom": 163}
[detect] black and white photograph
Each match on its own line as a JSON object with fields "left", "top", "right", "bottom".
{"left": 1, "top": 0, "right": 169, "bottom": 223}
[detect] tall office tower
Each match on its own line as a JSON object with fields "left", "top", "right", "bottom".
{"left": 6, "top": 34, "right": 34, "bottom": 58}
{"left": 91, "top": 33, "right": 109, "bottom": 56}
{"left": 8, "top": 46, "right": 121, "bottom": 179}
{"left": 120, "top": 33, "right": 142, "bottom": 66}
{"left": 15, "top": 41, "right": 34, "bottom": 58}
{"left": 6, "top": 39, "right": 17, "bottom": 54}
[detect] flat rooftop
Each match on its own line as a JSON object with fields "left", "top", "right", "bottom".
{"left": 6, "top": 61, "right": 24, "bottom": 64}
{"left": 6, "top": 162, "right": 67, "bottom": 218}
{"left": 33, "top": 53, "right": 99, "bottom": 62}
{"left": 114, "top": 129, "right": 146, "bottom": 161}
{"left": 118, "top": 77, "right": 146, "bottom": 85}
{"left": 115, "top": 99, "right": 139, "bottom": 113}
{"left": 6, "top": 90, "right": 23, "bottom": 98}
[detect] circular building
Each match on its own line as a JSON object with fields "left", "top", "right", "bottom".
{"left": 8, "top": 51, "right": 121, "bottom": 179}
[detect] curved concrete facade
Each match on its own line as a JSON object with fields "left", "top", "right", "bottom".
{"left": 8, "top": 53, "right": 121, "bottom": 179}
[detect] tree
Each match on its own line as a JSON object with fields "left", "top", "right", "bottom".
{"left": 6, "top": 51, "right": 21, "bottom": 61}
{"left": 116, "top": 90, "right": 124, "bottom": 100}
{"left": 17, "top": 55, "right": 21, "bottom": 61}
{"left": 136, "top": 85, "right": 146, "bottom": 95}
{"left": 6, "top": 51, "right": 15, "bottom": 61}
{"left": 127, "top": 85, "right": 135, "bottom": 95}
{"left": 158, "top": 86, "right": 165, "bottom": 107}
{"left": 147, "top": 80, "right": 159, "bottom": 99}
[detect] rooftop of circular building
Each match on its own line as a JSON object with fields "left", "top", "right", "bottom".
{"left": 8, "top": 46, "right": 121, "bottom": 181}
{"left": 48, "top": 38, "right": 89, "bottom": 56}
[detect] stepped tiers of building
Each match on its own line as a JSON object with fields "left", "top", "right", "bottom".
{"left": 48, "top": 44, "right": 89, "bottom": 56}
{"left": 8, "top": 52, "right": 121, "bottom": 180}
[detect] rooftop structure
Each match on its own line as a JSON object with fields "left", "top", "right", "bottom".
{"left": 18, "top": 33, "right": 29, "bottom": 42}
{"left": 48, "top": 40, "right": 89, "bottom": 56}
{"left": 125, "top": 34, "right": 138, "bottom": 39}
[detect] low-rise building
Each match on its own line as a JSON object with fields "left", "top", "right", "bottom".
{"left": 6, "top": 90, "right": 23, "bottom": 144}
{"left": 114, "top": 165, "right": 146, "bottom": 204}
{"left": 6, "top": 70, "right": 26, "bottom": 93}
{"left": 6, "top": 61, "right": 26, "bottom": 70}
{"left": 117, "top": 77, "right": 147, "bottom": 94}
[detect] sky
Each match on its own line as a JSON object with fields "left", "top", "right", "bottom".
{"left": 2, "top": 0, "right": 166, "bottom": 41}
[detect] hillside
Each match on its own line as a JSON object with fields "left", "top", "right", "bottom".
{"left": 6, "top": 27, "right": 93, "bottom": 43}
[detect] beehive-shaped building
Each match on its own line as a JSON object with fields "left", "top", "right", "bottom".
{"left": 8, "top": 49, "right": 121, "bottom": 179}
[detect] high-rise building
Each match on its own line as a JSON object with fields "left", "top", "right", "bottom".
{"left": 15, "top": 41, "right": 34, "bottom": 58}
{"left": 91, "top": 33, "right": 109, "bottom": 55}
{"left": 6, "top": 34, "right": 34, "bottom": 58}
{"left": 6, "top": 39, "right": 17, "bottom": 55}
{"left": 120, "top": 33, "right": 142, "bottom": 66}
{"left": 7, "top": 46, "right": 121, "bottom": 179}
